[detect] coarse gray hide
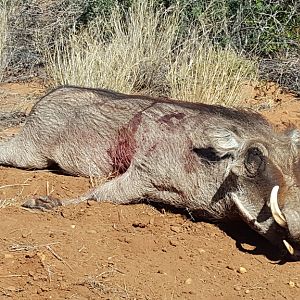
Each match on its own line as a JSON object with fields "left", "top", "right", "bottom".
{"left": 0, "top": 86, "right": 299, "bottom": 258}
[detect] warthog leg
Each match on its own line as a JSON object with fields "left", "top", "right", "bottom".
{"left": 0, "top": 133, "right": 49, "bottom": 169}
{"left": 22, "top": 165, "right": 149, "bottom": 210}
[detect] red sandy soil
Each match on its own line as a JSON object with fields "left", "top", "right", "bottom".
{"left": 0, "top": 82, "right": 299, "bottom": 300}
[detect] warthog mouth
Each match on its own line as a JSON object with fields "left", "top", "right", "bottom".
{"left": 270, "top": 185, "right": 300, "bottom": 257}
{"left": 232, "top": 186, "right": 300, "bottom": 257}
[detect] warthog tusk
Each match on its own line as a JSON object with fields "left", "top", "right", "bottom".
{"left": 283, "top": 240, "right": 294, "bottom": 256}
{"left": 270, "top": 185, "right": 287, "bottom": 228}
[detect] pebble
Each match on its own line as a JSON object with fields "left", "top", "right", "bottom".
{"left": 149, "top": 217, "right": 155, "bottom": 225}
{"left": 185, "top": 278, "right": 192, "bottom": 285}
{"left": 4, "top": 253, "right": 14, "bottom": 259}
{"left": 170, "top": 225, "right": 181, "bottom": 233}
{"left": 124, "top": 237, "right": 132, "bottom": 244}
{"left": 132, "top": 221, "right": 146, "bottom": 228}
{"left": 86, "top": 229, "right": 97, "bottom": 234}
{"left": 289, "top": 281, "right": 295, "bottom": 288}
{"left": 37, "top": 252, "right": 46, "bottom": 262}
{"left": 169, "top": 239, "right": 179, "bottom": 247}
{"left": 70, "top": 224, "right": 76, "bottom": 229}
{"left": 197, "top": 248, "right": 206, "bottom": 254}
{"left": 238, "top": 267, "right": 247, "bottom": 274}
{"left": 241, "top": 243, "right": 256, "bottom": 251}
{"left": 234, "top": 286, "right": 241, "bottom": 291}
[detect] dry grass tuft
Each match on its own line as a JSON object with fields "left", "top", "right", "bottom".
{"left": 0, "top": 0, "right": 10, "bottom": 82}
{"left": 46, "top": 0, "right": 180, "bottom": 95}
{"left": 45, "top": 0, "right": 257, "bottom": 106}
{"left": 81, "top": 262, "right": 130, "bottom": 298}
{"left": 0, "top": 198, "right": 18, "bottom": 208}
{"left": 168, "top": 40, "right": 257, "bottom": 105}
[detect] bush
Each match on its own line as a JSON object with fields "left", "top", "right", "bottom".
{"left": 45, "top": 0, "right": 257, "bottom": 106}
{"left": 156, "top": 0, "right": 300, "bottom": 58}
{"left": 4, "top": 0, "right": 87, "bottom": 80}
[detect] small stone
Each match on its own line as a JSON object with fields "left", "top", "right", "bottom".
{"left": 289, "top": 281, "right": 295, "bottom": 288}
{"left": 70, "top": 225, "right": 76, "bottom": 229}
{"left": 169, "top": 239, "right": 179, "bottom": 247}
{"left": 170, "top": 225, "right": 181, "bottom": 233}
{"left": 234, "top": 286, "right": 241, "bottom": 291}
{"left": 86, "top": 229, "right": 97, "bottom": 234}
{"left": 132, "top": 221, "right": 146, "bottom": 228}
{"left": 245, "top": 289, "right": 250, "bottom": 294}
{"left": 27, "top": 279, "right": 34, "bottom": 285}
{"left": 37, "top": 252, "right": 46, "bottom": 262}
{"left": 241, "top": 243, "right": 256, "bottom": 251}
{"left": 87, "top": 200, "right": 96, "bottom": 206}
{"left": 162, "top": 247, "right": 167, "bottom": 252}
{"left": 149, "top": 217, "right": 155, "bottom": 225}
{"left": 124, "top": 237, "right": 132, "bottom": 244}
{"left": 238, "top": 267, "right": 247, "bottom": 274}
{"left": 197, "top": 248, "right": 206, "bottom": 254}
{"left": 185, "top": 278, "right": 192, "bottom": 285}
{"left": 4, "top": 253, "right": 14, "bottom": 259}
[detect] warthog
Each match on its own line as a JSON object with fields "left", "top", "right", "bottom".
{"left": 0, "top": 86, "right": 299, "bottom": 257}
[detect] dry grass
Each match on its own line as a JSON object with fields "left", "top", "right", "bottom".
{"left": 46, "top": 0, "right": 179, "bottom": 95}
{"left": 45, "top": 0, "right": 257, "bottom": 106}
{"left": 0, "top": 198, "right": 18, "bottom": 208}
{"left": 81, "top": 262, "right": 131, "bottom": 299}
{"left": 0, "top": 0, "right": 10, "bottom": 82}
{"left": 168, "top": 40, "right": 257, "bottom": 105}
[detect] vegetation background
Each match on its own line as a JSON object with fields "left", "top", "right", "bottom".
{"left": 0, "top": 0, "right": 299, "bottom": 105}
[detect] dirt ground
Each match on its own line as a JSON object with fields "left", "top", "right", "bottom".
{"left": 0, "top": 82, "right": 299, "bottom": 300}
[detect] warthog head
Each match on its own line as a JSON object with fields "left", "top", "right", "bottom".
{"left": 210, "top": 125, "right": 300, "bottom": 256}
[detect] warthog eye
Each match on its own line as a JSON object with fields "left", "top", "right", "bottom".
{"left": 245, "top": 147, "right": 265, "bottom": 177}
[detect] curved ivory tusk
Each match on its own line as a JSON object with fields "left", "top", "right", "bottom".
{"left": 270, "top": 185, "right": 287, "bottom": 228}
{"left": 283, "top": 240, "right": 294, "bottom": 256}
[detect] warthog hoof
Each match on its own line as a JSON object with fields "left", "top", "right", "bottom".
{"left": 22, "top": 196, "right": 63, "bottom": 211}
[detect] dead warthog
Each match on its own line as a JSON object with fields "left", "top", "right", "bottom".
{"left": 0, "top": 86, "right": 299, "bottom": 257}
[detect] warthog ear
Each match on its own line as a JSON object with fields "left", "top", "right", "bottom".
{"left": 205, "top": 127, "right": 243, "bottom": 157}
